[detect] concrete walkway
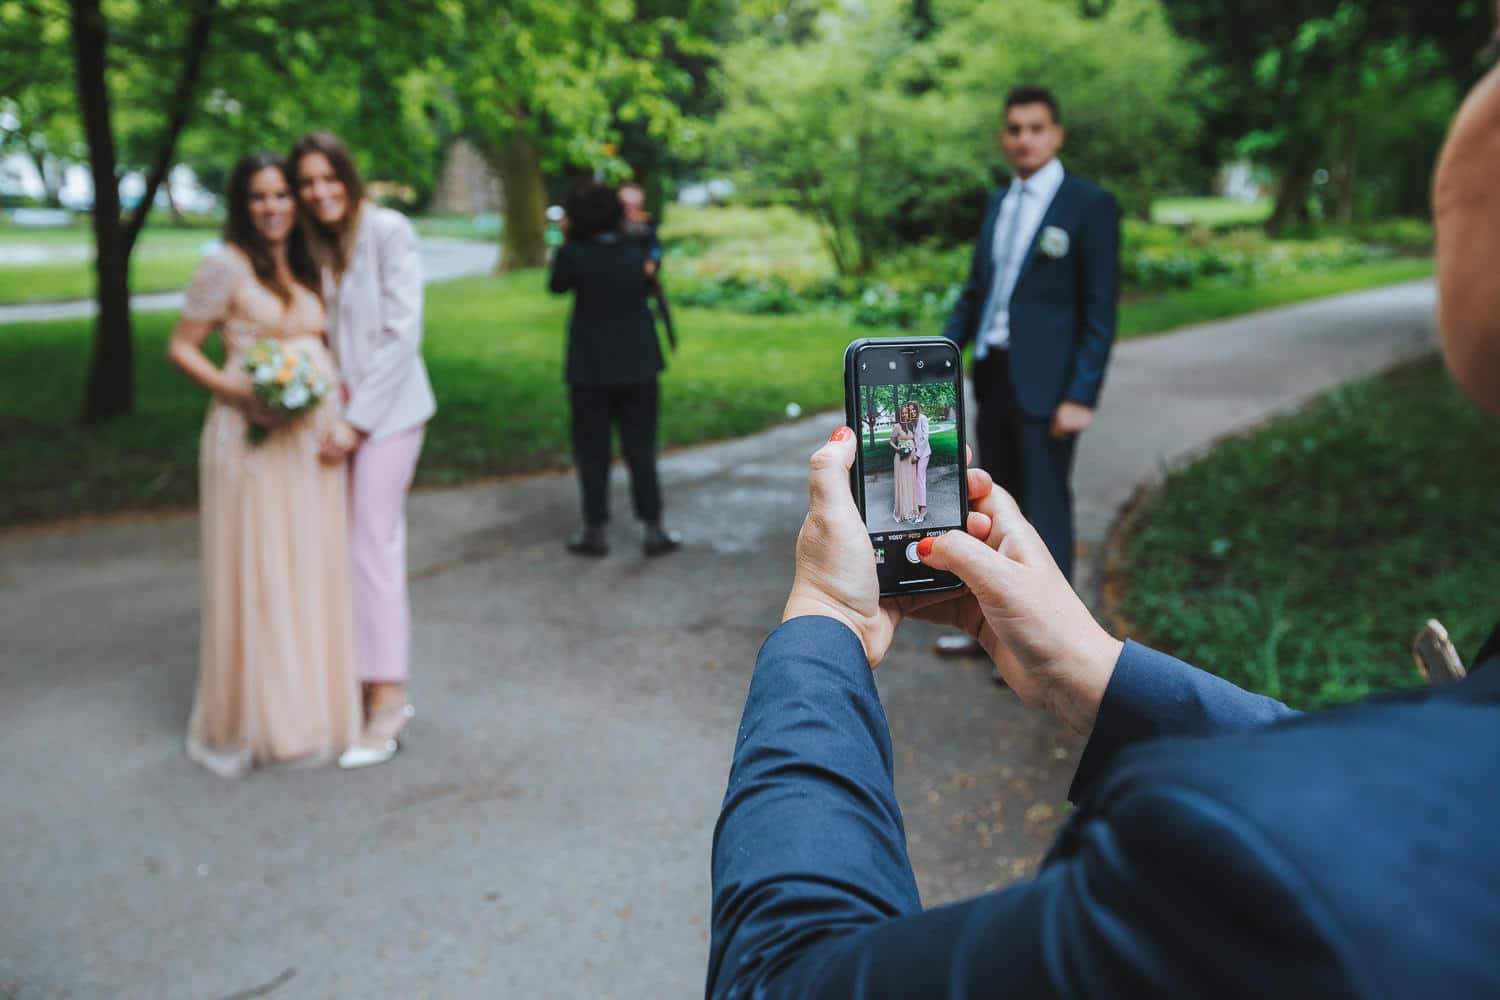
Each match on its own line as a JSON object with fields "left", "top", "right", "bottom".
{"left": 0, "top": 281, "right": 1435, "bottom": 998}
{"left": 0, "top": 237, "right": 498, "bottom": 324}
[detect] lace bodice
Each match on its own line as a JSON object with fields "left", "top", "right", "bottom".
{"left": 182, "top": 247, "right": 329, "bottom": 357}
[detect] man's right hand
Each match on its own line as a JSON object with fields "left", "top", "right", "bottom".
{"left": 904, "top": 469, "right": 1122, "bottom": 734}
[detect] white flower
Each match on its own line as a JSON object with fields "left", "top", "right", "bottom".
{"left": 1038, "top": 226, "right": 1070, "bottom": 259}
{"left": 784, "top": 402, "right": 802, "bottom": 419}
{"left": 282, "top": 383, "right": 310, "bottom": 410}
{"left": 254, "top": 364, "right": 275, "bottom": 383}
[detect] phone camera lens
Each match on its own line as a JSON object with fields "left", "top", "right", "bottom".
{"left": 916, "top": 359, "right": 925, "bottom": 369}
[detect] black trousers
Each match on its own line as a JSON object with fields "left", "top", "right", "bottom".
{"left": 569, "top": 380, "right": 663, "bottom": 526}
{"left": 973, "top": 353, "right": 1078, "bottom": 581}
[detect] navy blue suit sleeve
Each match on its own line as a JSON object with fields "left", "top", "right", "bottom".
{"left": 1070, "top": 641, "right": 1298, "bottom": 802}
{"left": 1064, "top": 188, "right": 1120, "bottom": 407}
{"left": 708, "top": 617, "right": 922, "bottom": 997}
{"left": 708, "top": 631, "right": 1342, "bottom": 999}
{"left": 942, "top": 193, "right": 1000, "bottom": 349}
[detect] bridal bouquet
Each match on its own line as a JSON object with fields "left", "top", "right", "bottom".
{"left": 243, "top": 339, "right": 330, "bottom": 444}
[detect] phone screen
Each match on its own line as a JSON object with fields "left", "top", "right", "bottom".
{"left": 849, "top": 339, "right": 966, "bottom": 595}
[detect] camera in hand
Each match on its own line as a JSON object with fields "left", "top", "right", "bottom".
{"left": 844, "top": 337, "right": 968, "bottom": 597}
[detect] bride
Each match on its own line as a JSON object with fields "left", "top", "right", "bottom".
{"left": 166, "top": 152, "right": 360, "bottom": 777}
{"left": 889, "top": 417, "right": 919, "bottom": 524}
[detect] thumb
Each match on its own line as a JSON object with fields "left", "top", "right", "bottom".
{"left": 918, "top": 529, "right": 1010, "bottom": 603}
{"left": 808, "top": 427, "right": 858, "bottom": 514}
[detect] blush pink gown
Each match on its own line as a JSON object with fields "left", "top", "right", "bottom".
{"left": 181, "top": 248, "right": 360, "bottom": 778}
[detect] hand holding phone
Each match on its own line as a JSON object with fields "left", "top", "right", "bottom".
{"left": 844, "top": 337, "right": 969, "bottom": 598}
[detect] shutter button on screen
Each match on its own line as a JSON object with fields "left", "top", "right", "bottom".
{"left": 905, "top": 542, "right": 922, "bottom": 564}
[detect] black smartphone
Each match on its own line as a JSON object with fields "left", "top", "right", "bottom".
{"left": 843, "top": 337, "right": 968, "bottom": 598}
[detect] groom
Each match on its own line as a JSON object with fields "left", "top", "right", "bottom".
{"left": 938, "top": 85, "right": 1120, "bottom": 658}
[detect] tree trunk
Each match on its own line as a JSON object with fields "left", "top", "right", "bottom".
{"left": 494, "top": 135, "right": 548, "bottom": 271}
{"left": 70, "top": 0, "right": 217, "bottom": 421}
{"left": 71, "top": 0, "right": 133, "bottom": 423}
{"left": 1266, "top": 158, "right": 1315, "bottom": 237}
{"left": 28, "top": 148, "right": 63, "bottom": 207}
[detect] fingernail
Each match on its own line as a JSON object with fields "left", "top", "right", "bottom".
{"left": 830, "top": 426, "right": 851, "bottom": 442}
{"left": 917, "top": 536, "right": 935, "bottom": 559}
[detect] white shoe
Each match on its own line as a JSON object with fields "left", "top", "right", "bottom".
{"left": 338, "top": 703, "right": 414, "bottom": 770}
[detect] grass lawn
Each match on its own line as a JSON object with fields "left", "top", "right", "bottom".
{"left": 0, "top": 227, "right": 216, "bottom": 305}
{"left": 860, "top": 424, "right": 958, "bottom": 473}
{"left": 1118, "top": 258, "right": 1434, "bottom": 339}
{"left": 1151, "top": 196, "right": 1271, "bottom": 228}
{"left": 0, "top": 270, "right": 879, "bottom": 524}
{"left": 411, "top": 214, "right": 501, "bottom": 240}
{"left": 1119, "top": 358, "right": 1500, "bottom": 709}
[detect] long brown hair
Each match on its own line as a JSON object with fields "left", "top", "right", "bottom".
{"left": 289, "top": 131, "right": 367, "bottom": 278}
{"left": 222, "top": 153, "right": 321, "bottom": 304}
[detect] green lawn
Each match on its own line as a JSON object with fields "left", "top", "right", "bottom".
{"left": 0, "top": 227, "right": 215, "bottom": 305}
{"left": 0, "top": 270, "right": 879, "bottom": 524}
{"left": 411, "top": 214, "right": 502, "bottom": 240}
{"left": 860, "top": 424, "right": 958, "bottom": 473}
{"left": 1118, "top": 257, "right": 1434, "bottom": 339}
{"left": 1120, "top": 358, "right": 1500, "bottom": 709}
{"left": 1151, "top": 196, "right": 1272, "bottom": 228}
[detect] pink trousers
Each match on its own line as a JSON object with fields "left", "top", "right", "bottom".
{"left": 348, "top": 424, "right": 424, "bottom": 683}
{"left": 915, "top": 455, "right": 930, "bottom": 507}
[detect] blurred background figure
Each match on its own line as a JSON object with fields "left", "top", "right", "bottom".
{"left": 620, "top": 180, "right": 676, "bottom": 353}
{"left": 291, "top": 131, "right": 435, "bottom": 769}
{"left": 167, "top": 153, "right": 359, "bottom": 778}
{"left": 938, "top": 85, "right": 1121, "bottom": 664}
{"left": 550, "top": 182, "right": 680, "bottom": 559}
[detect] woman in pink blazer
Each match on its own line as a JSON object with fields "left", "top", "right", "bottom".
{"left": 291, "top": 132, "right": 436, "bottom": 769}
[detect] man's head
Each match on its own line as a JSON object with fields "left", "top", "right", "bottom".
{"left": 999, "top": 86, "right": 1064, "bottom": 181}
{"left": 1434, "top": 59, "right": 1500, "bottom": 417}
{"left": 563, "top": 182, "right": 623, "bottom": 242}
{"left": 619, "top": 182, "right": 649, "bottom": 224}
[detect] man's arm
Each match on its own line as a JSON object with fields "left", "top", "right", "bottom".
{"left": 709, "top": 625, "right": 1334, "bottom": 999}
{"left": 1063, "top": 188, "right": 1120, "bottom": 407}
{"left": 1069, "top": 641, "right": 1297, "bottom": 802}
{"left": 547, "top": 242, "right": 576, "bottom": 294}
{"left": 708, "top": 616, "right": 922, "bottom": 997}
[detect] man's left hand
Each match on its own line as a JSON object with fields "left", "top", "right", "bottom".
{"left": 1050, "top": 400, "right": 1093, "bottom": 439}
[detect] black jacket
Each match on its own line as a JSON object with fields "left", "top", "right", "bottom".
{"left": 548, "top": 234, "right": 664, "bottom": 386}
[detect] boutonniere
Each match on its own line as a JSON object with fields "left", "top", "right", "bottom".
{"left": 1038, "top": 226, "right": 1070, "bottom": 259}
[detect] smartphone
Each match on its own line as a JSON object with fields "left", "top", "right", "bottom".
{"left": 844, "top": 337, "right": 968, "bottom": 598}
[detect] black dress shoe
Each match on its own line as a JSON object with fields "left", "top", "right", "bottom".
{"left": 567, "top": 525, "right": 609, "bottom": 557}
{"left": 643, "top": 523, "right": 682, "bottom": 558}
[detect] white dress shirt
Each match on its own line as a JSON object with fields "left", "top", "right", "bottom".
{"left": 978, "top": 157, "right": 1065, "bottom": 356}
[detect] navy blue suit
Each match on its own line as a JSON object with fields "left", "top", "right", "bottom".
{"left": 708, "top": 616, "right": 1500, "bottom": 997}
{"left": 944, "top": 175, "right": 1120, "bottom": 579}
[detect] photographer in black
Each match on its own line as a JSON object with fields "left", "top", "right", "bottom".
{"left": 548, "top": 182, "right": 681, "bottom": 558}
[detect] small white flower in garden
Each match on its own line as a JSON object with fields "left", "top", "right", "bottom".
{"left": 282, "top": 383, "right": 310, "bottom": 410}
{"left": 785, "top": 402, "right": 802, "bottom": 419}
{"left": 254, "top": 364, "right": 275, "bottom": 383}
{"left": 1039, "top": 226, "right": 1070, "bottom": 259}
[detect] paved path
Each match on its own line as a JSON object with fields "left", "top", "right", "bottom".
{"left": 0, "top": 281, "right": 1435, "bottom": 998}
{"left": 0, "top": 238, "right": 498, "bottom": 325}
